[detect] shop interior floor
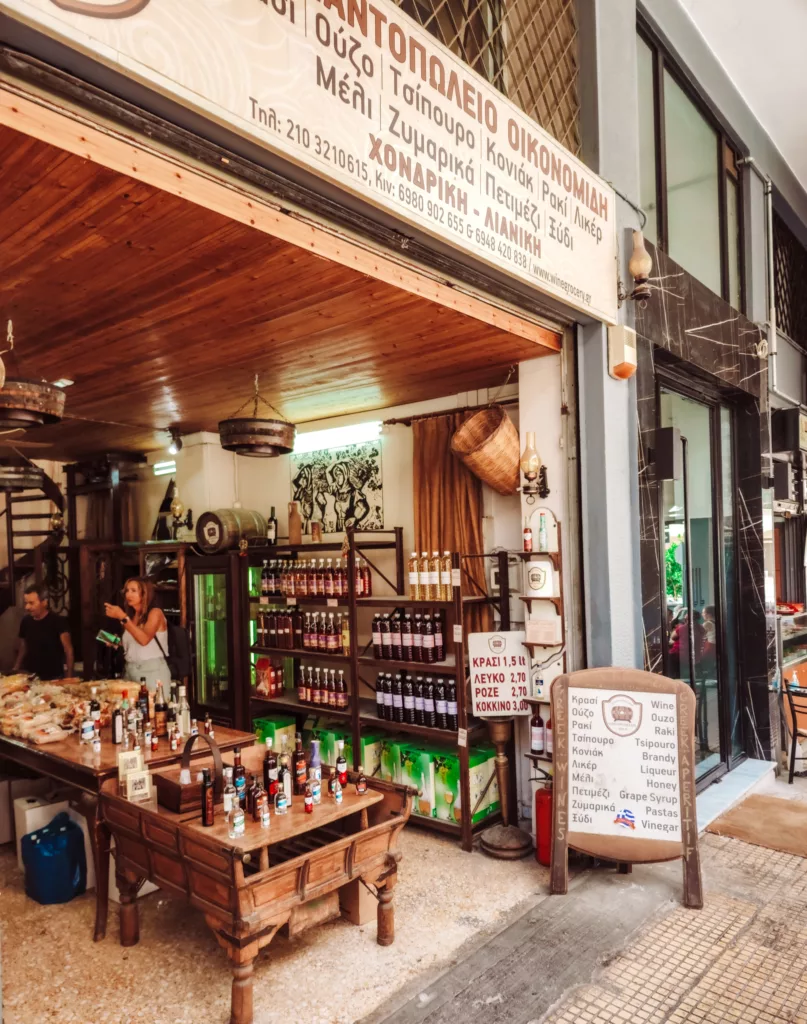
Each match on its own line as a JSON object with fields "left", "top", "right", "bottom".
{"left": 0, "top": 825, "right": 548, "bottom": 1024}
{"left": 695, "top": 756, "right": 775, "bottom": 831}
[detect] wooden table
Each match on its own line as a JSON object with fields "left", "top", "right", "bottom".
{"left": 0, "top": 724, "right": 255, "bottom": 941}
{"left": 101, "top": 749, "right": 413, "bottom": 1024}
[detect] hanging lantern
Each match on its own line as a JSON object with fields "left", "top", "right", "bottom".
{"left": 0, "top": 323, "right": 65, "bottom": 430}
{"left": 219, "top": 375, "right": 295, "bottom": 457}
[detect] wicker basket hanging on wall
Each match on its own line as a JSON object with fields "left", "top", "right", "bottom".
{"left": 450, "top": 405, "right": 520, "bottom": 496}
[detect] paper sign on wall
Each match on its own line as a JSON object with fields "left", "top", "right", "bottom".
{"left": 469, "top": 631, "right": 530, "bottom": 717}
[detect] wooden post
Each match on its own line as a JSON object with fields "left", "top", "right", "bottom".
{"left": 229, "top": 960, "right": 255, "bottom": 1024}
{"left": 116, "top": 872, "right": 141, "bottom": 947}
{"left": 376, "top": 871, "right": 396, "bottom": 946}
{"left": 486, "top": 718, "right": 512, "bottom": 828}
{"left": 73, "top": 791, "right": 111, "bottom": 941}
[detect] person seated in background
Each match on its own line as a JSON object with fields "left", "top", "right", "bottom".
{"left": 13, "top": 584, "right": 74, "bottom": 680}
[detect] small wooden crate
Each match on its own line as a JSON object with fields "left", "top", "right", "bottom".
{"left": 154, "top": 734, "right": 224, "bottom": 813}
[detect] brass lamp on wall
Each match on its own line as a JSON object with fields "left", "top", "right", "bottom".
{"left": 520, "top": 431, "right": 549, "bottom": 502}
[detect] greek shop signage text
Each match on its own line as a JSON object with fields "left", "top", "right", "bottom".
{"left": 8, "top": 0, "right": 618, "bottom": 320}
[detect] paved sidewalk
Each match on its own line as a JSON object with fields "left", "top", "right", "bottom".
{"left": 368, "top": 778, "right": 807, "bottom": 1024}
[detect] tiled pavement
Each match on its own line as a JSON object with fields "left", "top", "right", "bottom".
{"left": 543, "top": 834, "right": 807, "bottom": 1024}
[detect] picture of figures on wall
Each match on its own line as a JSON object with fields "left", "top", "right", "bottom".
{"left": 290, "top": 441, "right": 383, "bottom": 534}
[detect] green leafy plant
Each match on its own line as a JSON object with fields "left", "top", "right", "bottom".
{"left": 666, "top": 543, "right": 683, "bottom": 599}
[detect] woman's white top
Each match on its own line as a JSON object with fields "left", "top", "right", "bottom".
{"left": 122, "top": 622, "right": 169, "bottom": 664}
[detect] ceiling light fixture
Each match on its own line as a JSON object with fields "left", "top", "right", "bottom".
{"left": 293, "top": 420, "right": 382, "bottom": 455}
{"left": 167, "top": 429, "right": 183, "bottom": 456}
{"left": 219, "top": 374, "right": 295, "bottom": 457}
{"left": 153, "top": 460, "right": 176, "bottom": 477}
{"left": 51, "top": 379, "right": 75, "bottom": 389}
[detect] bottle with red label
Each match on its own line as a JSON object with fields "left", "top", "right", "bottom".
{"left": 336, "top": 739, "right": 348, "bottom": 786}
{"left": 530, "top": 706, "right": 545, "bottom": 755}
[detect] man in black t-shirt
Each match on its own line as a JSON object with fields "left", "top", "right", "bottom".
{"left": 13, "top": 584, "right": 74, "bottom": 681}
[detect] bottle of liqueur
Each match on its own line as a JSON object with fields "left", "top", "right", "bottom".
{"left": 274, "top": 784, "right": 288, "bottom": 816}
{"left": 328, "top": 767, "right": 338, "bottom": 799}
{"left": 422, "top": 614, "right": 435, "bottom": 664}
{"left": 247, "top": 774, "right": 261, "bottom": 817}
{"left": 293, "top": 732, "right": 307, "bottom": 795}
{"left": 372, "top": 615, "right": 383, "bottom": 658}
{"left": 223, "top": 767, "right": 237, "bottom": 829}
{"left": 257, "top": 789, "right": 271, "bottom": 829}
{"left": 390, "top": 613, "right": 403, "bottom": 660}
{"left": 432, "top": 612, "right": 444, "bottom": 662}
{"left": 112, "top": 698, "right": 124, "bottom": 745}
{"left": 537, "top": 513, "right": 548, "bottom": 553}
{"left": 403, "top": 674, "right": 416, "bottom": 725}
{"left": 545, "top": 715, "right": 553, "bottom": 757}
{"left": 336, "top": 739, "right": 348, "bottom": 787}
{"left": 341, "top": 614, "right": 351, "bottom": 656}
{"left": 413, "top": 614, "right": 424, "bottom": 663}
{"left": 380, "top": 614, "right": 392, "bottom": 660}
{"left": 304, "top": 782, "right": 314, "bottom": 814}
{"left": 383, "top": 673, "right": 394, "bottom": 720}
{"left": 523, "top": 516, "right": 533, "bottom": 553}
{"left": 279, "top": 736, "right": 293, "bottom": 806}
{"left": 434, "top": 678, "right": 449, "bottom": 730}
{"left": 336, "top": 669, "right": 348, "bottom": 709}
{"left": 446, "top": 681, "right": 458, "bottom": 731}
{"left": 408, "top": 551, "right": 421, "bottom": 599}
{"left": 266, "top": 506, "right": 278, "bottom": 545}
{"left": 356, "top": 772, "right": 368, "bottom": 795}
{"left": 376, "top": 673, "right": 386, "bottom": 719}
{"left": 530, "top": 706, "right": 545, "bottom": 754}
{"left": 401, "top": 613, "right": 414, "bottom": 662}
{"left": 154, "top": 681, "right": 168, "bottom": 737}
{"left": 261, "top": 559, "right": 271, "bottom": 604}
{"left": 392, "top": 672, "right": 404, "bottom": 724}
{"left": 419, "top": 552, "right": 431, "bottom": 600}
{"left": 423, "top": 677, "right": 437, "bottom": 727}
{"left": 429, "top": 552, "right": 441, "bottom": 602}
{"left": 232, "top": 746, "right": 248, "bottom": 808}
{"left": 309, "top": 768, "right": 322, "bottom": 805}
{"left": 201, "top": 769, "right": 215, "bottom": 827}
{"left": 263, "top": 740, "right": 279, "bottom": 798}
{"left": 136, "top": 680, "right": 148, "bottom": 723}
{"left": 414, "top": 676, "right": 425, "bottom": 726}
{"left": 178, "top": 685, "right": 191, "bottom": 736}
{"left": 440, "top": 551, "right": 452, "bottom": 601}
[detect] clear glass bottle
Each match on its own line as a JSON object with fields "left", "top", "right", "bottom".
{"left": 408, "top": 551, "right": 421, "bottom": 600}
{"left": 440, "top": 550, "right": 452, "bottom": 601}
{"left": 537, "top": 513, "right": 548, "bottom": 553}
{"left": 419, "top": 551, "right": 431, "bottom": 600}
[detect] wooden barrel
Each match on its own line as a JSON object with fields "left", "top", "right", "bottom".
{"left": 196, "top": 509, "right": 268, "bottom": 554}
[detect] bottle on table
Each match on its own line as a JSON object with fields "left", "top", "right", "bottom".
{"left": 137, "top": 679, "right": 149, "bottom": 723}
{"left": 336, "top": 739, "right": 348, "bottom": 787}
{"left": 263, "top": 740, "right": 278, "bottom": 798}
{"left": 274, "top": 782, "right": 289, "bottom": 815}
{"left": 356, "top": 772, "right": 368, "bottom": 795}
{"left": 111, "top": 699, "right": 124, "bottom": 745}
{"left": 92, "top": 727, "right": 101, "bottom": 756}
{"left": 334, "top": 777, "right": 343, "bottom": 804}
{"left": 530, "top": 706, "right": 545, "bottom": 755}
{"left": 204, "top": 712, "right": 214, "bottom": 739}
{"left": 230, "top": 799, "right": 246, "bottom": 837}
{"left": 408, "top": 551, "right": 421, "bottom": 600}
{"left": 309, "top": 739, "right": 322, "bottom": 782}
{"left": 90, "top": 686, "right": 101, "bottom": 725}
{"left": 232, "top": 746, "right": 247, "bottom": 808}
{"left": 223, "top": 766, "right": 237, "bottom": 828}
{"left": 201, "top": 768, "right": 215, "bottom": 827}
{"left": 80, "top": 704, "right": 95, "bottom": 745}
{"left": 178, "top": 686, "right": 191, "bottom": 736}
{"left": 304, "top": 782, "right": 314, "bottom": 814}
{"left": 257, "top": 790, "right": 271, "bottom": 829}
{"left": 154, "top": 682, "right": 168, "bottom": 737}
{"left": 279, "top": 736, "right": 293, "bottom": 806}
{"left": 309, "top": 767, "right": 322, "bottom": 805}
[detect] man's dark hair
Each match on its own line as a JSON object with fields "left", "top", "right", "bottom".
{"left": 24, "top": 584, "right": 48, "bottom": 602}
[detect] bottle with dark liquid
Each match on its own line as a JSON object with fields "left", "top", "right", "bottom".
{"left": 232, "top": 746, "right": 248, "bottom": 808}
{"left": 383, "top": 673, "right": 394, "bottom": 720}
{"left": 336, "top": 739, "right": 348, "bottom": 786}
{"left": 261, "top": 559, "right": 271, "bottom": 603}
{"left": 434, "top": 678, "right": 448, "bottom": 729}
{"left": 137, "top": 680, "right": 149, "bottom": 723}
{"left": 372, "top": 615, "right": 383, "bottom": 658}
{"left": 392, "top": 673, "right": 404, "bottom": 723}
{"left": 336, "top": 669, "right": 348, "bottom": 709}
{"left": 401, "top": 613, "right": 414, "bottom": 661}
{"left": 324, "top": 559, "right": 335, "bottom": 597}
{"left": 294, "top": 733, "right": 307, "bottom": 795}
{"left": 154, "top": 682, "right": 168, "bottom": 737}
{"left": 296, "top": 663, "right": 307, "bottom": 702}
{"left": 376, "top": 673, "right": 386, "bottom": 719}
{"left": 390, "top": 614, "right": 403, "bottom": 660}
{"left": 112, "top": 698, "right": 123, "bottom": 745}
{"left": 403, "top": 674, "right": 416, "bottom": 724}
{"left": 423, "top": 678, "right": 437, "bottom": 727}
{"left": 413, "top": 614, "right": 423, "bottom": 663}
{"left": 360, "top": 557, "right": 372, "bottom": 597}
{"left": 380, "top": 614, "right": 392, "bottom": 660}
{"left": 318, "top": 614, "right": 328, "bottom": 654}
{"left": 530, "top": 706, "right": 545, "bottom": 754}
{"left": 414, "top": 676, "right": 425, "bottom": 725}
{"left": 293, "top": 611, "right": 304, "bottom": 649}
{"left": 267, "top": 505, "right": 277, "bottom": 545}
{"left": 263, "top": 740, "right": 279, "bottom": 797}
{"left": 422, "top": 614, "right": 435, "bottom": 664}
{"left": 246, "top": 773, "right": 259, "bottom": 817}
{"left": 267, "top": 611, "right": 278, "bottom": 648}
{"left": 434, "top": 611, "right": 445, "bottom": 662}
{"left": 201, "top": 768, "right": 215, "bottom": 827}
{"left": 446, "top": 681, "right": 458, "bottom": 730}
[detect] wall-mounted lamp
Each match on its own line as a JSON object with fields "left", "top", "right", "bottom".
{"left": 628, "top": 230, "right": 653, "bottom": 301}
{"left": 167, "top": 429, "right": 183, "bottom": 456}
{"left": 169, "top": 484, "right": 193, "bottom": 540}
{"left": 520, "top": 431, "right": 550, "bottom": 503}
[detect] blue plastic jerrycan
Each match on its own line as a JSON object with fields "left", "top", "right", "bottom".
{"left": 21, "top": 810, "right": 87, "bottom": 905}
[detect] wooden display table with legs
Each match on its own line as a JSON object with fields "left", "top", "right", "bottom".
{"left": 99, "top": 757, "right": 413, "bottom": 1024}
{"left": 0, "top": 724, "right": 254, "bottom": 941}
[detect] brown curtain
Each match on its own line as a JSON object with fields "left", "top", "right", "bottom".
{"left": 84, "top": 484, "right": 137, "bottom": 541}
{"left": 413, "top": 412, "right": 492, "bottom": 633}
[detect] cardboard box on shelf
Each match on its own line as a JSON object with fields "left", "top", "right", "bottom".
{"left": 253, "top": 715, "right": 296, "bottom": 756}
{"left": 398, "top": 743, "right": 435, "bottom": 819}
{"left": 379, "top": 736, "right": 404, "bottom": 783}
{"left": 472, "top": 743, "right": 501, "bottom": 820}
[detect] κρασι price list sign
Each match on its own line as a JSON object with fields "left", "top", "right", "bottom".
{"left": 549, "top": 667, "right": 702, "bottom": 909}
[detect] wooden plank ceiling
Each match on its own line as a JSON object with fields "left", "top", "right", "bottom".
{"left": 0, "top": 123, "right": 557, "bottom": 460}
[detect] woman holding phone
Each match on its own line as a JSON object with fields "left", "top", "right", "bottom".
{"left": 103, "top": 577, "right": 169, "bottom": 691}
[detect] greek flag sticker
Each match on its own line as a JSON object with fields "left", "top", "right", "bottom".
{"left": 614, "top": 808, "right": 636, "bottom": 830}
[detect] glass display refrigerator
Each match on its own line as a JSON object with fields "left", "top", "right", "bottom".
{"left": 187, "top": 552, "right": 249, "bottom": 728}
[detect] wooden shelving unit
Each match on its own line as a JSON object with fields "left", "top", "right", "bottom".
{"left": 241, "top": 527, "right": 494, "bottom": 852}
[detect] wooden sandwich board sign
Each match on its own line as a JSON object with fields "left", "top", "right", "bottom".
{"left": 550, "top": 667, "right": 702, "bottom": 909}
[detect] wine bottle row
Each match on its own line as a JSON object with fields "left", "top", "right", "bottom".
{"left": 375, "top": 672, "right": 458, "bottom": 730}
{"left": 259, "top": 557, "right": 372, "bottom": 599}
{"left": 296, "top": 665, "right": 349, "bottom": 709}
{"left": 256, "top": 610, "right": 350, "bottom": 654}
{"left": 407, "top": 550, "right": 454, "bottom": 601}
{"left": 371, "top": 611, "right": 446, "bottom": 663}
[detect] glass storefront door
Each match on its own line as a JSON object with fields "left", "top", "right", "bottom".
{"left": 660, "top": 388, "right": 742, "bottom": 782}
{"left": 193, "top": 570, "right": 230, "bottom": 711}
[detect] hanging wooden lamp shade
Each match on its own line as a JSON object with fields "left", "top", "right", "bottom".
{"left": 219, "top": 375, "right": 295, "bottom": 457}
{"left": 0, "top": 323, "right": 65, "bottom": 430}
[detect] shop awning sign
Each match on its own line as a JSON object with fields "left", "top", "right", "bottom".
{"left": 2, "top": 0, "right": 618, "bottom": 323}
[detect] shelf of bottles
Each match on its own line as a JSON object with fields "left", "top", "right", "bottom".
{"left": 194, "top": 571, "right": 230, "bottom": 711}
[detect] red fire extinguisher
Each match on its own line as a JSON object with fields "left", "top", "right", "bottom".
{"left": 535, "top": 782, "right": 553, "bottom": 866}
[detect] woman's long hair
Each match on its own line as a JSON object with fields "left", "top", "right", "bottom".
{"left": 122, "top": 577, "right": 156, "bottom": 627}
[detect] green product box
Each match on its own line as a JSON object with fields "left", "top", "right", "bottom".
{"left": 471, "top": 743, "right": 501, "bottom": 820}
{"left": 398, "top": 742, "right": 436, "bottom": 819}
{"left": 253, "top": 715, "right": 296, "bottom": 755}
{"left": 379, "top": 736, "right": 404, "bottom": 782}
{"left": 359, "top": 731, "right": 385, "bottom": 778}
{"left": 317, "top": 724, "right": 353, "bottom": 768}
